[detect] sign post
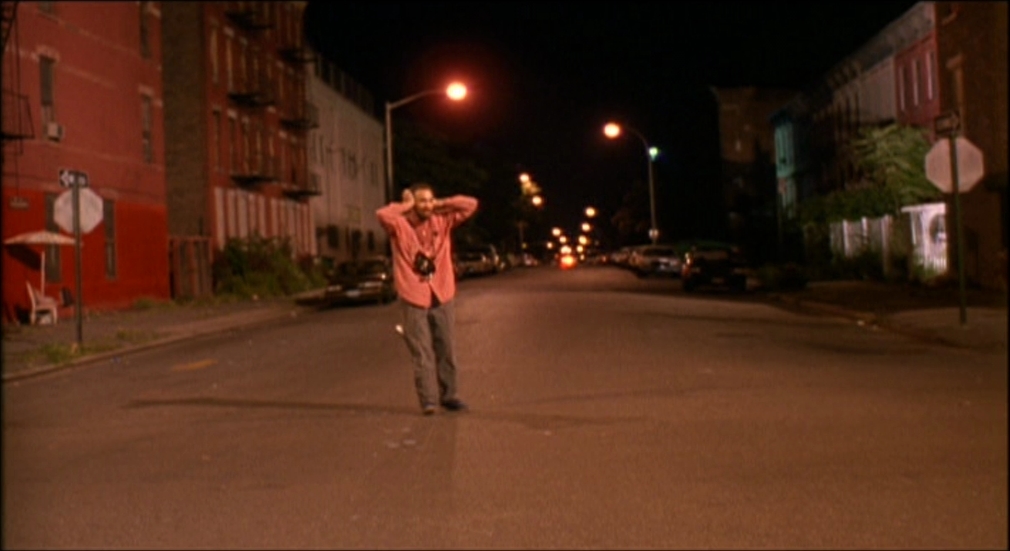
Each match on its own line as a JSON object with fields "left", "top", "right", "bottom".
{"left": 57, "top": 169, "right": 95, "bottom": 349}
{"left": 925, "top": 112, "right": 986, "bottom": 327}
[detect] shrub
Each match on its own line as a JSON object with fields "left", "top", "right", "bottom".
{"left": 213, "top": 235, "right": 322, "bottom": 299}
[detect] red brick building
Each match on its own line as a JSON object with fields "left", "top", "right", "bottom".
{"left": 933, "top": 1, "right": 1008, "bottom": 289}
{"left": 2, "top": 1, "right": 169, "bottom": 323}
{"left": 161, "top": 1, "right": 317, "bottom": 299}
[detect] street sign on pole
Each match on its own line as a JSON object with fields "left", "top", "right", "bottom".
{"left": 54, "top": 187, "right": 103, "bottom": 234}
{"left": 925, "top": 136, "right": 985, "bottom": 194}
{"left": 55, "top": 168, "right": 95, "bottom": 348}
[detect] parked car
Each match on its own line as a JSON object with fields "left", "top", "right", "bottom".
{"left": 323, "top": 257, "right": 396, "bottom": 305}
{"left": 453, "top": 251, "right": 494, "bottom": 278}
{"left": 628, "top": 245, "right": 683, "bottom": 277}
{"left": 680, "top": 243, "right": 749, "bottom": 292}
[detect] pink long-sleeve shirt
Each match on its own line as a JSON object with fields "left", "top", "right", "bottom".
{"left": 376, "top": 195, "right": 479, "bottom": 308}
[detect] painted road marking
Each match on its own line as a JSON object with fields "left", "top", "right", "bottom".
{"left": 171, "top": 359, "right": 218, "bottom": 372}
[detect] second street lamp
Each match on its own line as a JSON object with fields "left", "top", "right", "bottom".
{"left": 384, "top": 82, "right": 467, "bottom": 203}
{"left": 604, "top": 122, "right": 659, "bottom": 244}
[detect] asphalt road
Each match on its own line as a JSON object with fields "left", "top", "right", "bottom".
{"left": 3, "top": 266, "right": 1007, "bottom": 549}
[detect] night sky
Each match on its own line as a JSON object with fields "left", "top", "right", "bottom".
{"left": 303, "top": 1, "right": 918, "bottom": 241}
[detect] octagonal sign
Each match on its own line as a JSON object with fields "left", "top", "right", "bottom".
{"left": 925, "top": 136, "right": 985, "bottom": 194}
{"left": 54, "top": 187, "right": 104, "bottom": 234}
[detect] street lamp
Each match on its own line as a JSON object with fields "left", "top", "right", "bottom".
{"left": 384, "top": 82, "right": 468, "bottom": 203}
{"left": 585, "top": 206, "right": 596, "bottom": 218}
{"left": 604, "top": 122, "right": 659, "bottom": 244}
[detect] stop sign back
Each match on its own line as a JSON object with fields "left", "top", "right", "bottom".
{"left": 54, "top": 187, "right": 104, "bottom": 234}
{"left": 925, "top": 136, "right": 985, "bottom": 194}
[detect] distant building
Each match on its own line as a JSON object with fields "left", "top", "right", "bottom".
{"left": 933, "top": 1, "right": 1008, "bottom": 289}
{"left": 2, "top": 1, "right": 170, "bottom": 323}
{"left": 306, "top": 54, "right": 386, "bottom": 266}
{"left": 161, "top": 1, "right": 318, "bottom": 299}
{"left": 711, "top": 86, "right": 795, "bottom": 261}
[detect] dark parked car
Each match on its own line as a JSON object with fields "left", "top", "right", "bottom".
{"left": 324, "top": 257, "right": 396, "bottom": 305}
{"left": 680, "top": 243, "right": 749, "bottom": 292}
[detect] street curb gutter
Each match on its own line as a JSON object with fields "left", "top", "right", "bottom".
{"left": 2, "top": 306, "right": 307, "bottom": 384}
{"left": 768, "top": 294, "right": 1004, "bottom": 352}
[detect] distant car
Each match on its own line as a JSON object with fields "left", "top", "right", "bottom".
{"left": 454, "top": 251, "right": 494, "bottom": 278}
{"left": 558, "top": 253, "right": 577, "bottom": 270}
{"left": 628, "top": 245, "right": 683, "bottom": 277}
{"left": 324, "top": 257, "right": 396, "bottom": 305}
{"left": 680, "top": 243, "right": 749, "bottom": 292}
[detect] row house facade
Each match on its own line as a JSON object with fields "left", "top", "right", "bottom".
{"left": 771, "top": 2, "right": 937, "bottom": 257}
{"left": 307, "top": 53, "right": 386, "bottom": 266}
{"left": 772, "top": 0, "right": 1006, "bottom": 289}
{"left": 2, "top": 1, "right": 170, "bottom": 324}
{"left": 772, "top": 1, "right": 938, "bottom": 217}
{"left": 161, "top": 0, "right": 318, "bottom": 299}
{"left": 711, "top": 86, "right": 796, "bottom": 262}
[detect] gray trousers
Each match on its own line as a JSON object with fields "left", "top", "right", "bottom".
{"left": 401, "top": 299, "right": 459, "bottom": 406}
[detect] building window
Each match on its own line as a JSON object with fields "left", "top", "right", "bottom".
{"left": 139, "top": 2, "right": 151, "bottom": 59}
{"left": 926, "top": 51, "right": 936, "bottom": 101}
{"left": 897, "top": 65, "right": 906, "bottom": 112}
{"left": 239, "top": 40, "right": 248, "bottom": 91}
{"left": 104, "top": 200, "right": 117, "bottom": 279}
{"left": 241, "top": 118, "right": 250, "bottom": 173}
{"left": 912, "top": 59, "right": 921, "bottom": 106}
{"left": 228, "top": 115, "right": 237, "bottom": 172}
{"left": 141, "top": 95, "right": 153, "bottom": 163}
{"left": 210, "top": 27, "right": 219, "bottom": 86}
{"left": 38, "top": 1, "right": 55, "bottom": 14}
{"left": 213, "top": 109, "right": 222, "bottom": 171}
{"left": 225, "top": 35, "right": 234, "bottom": 91}
{"left": 40, "top": 55, "right": 56, "bottom": 125}
{"left": 367, "top": 230, "right": 375, "bottom": 252}
{"left": 44, "top": 193, "right": 61, "bottom": 283}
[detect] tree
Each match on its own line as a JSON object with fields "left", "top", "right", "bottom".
{"left": 801, "top": 123, "right": 943, "bottom": 225}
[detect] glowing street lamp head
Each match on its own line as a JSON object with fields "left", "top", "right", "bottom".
{"left": 585, "top": 206, "right": 596, "bottom": 218}
{"left": 531, "top": 195, "right": 543, "bottom": 207}
{"left": 581, "top": 222, "right": 591, "bottom": 233}
{"left": 603, "top": 122, "right": 621, "bottom": 139}
{"left": 519, "top": 173, "right": 531, "bottom": 184}
{"left": 552, "top": 227, "right": 562, "bottom": 237}
{"left": 446, "top": 82, "right": 467, "bottom": 101}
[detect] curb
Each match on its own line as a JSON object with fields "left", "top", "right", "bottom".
{"left": 2, "top": 306, "right": 307, "bottom": 384}
{"left": 767, "top": 293, "right": 1004, "bottom": 352}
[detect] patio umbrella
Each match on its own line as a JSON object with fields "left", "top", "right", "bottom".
{"left": 4, "top": 230, "right": 78, "bottom": 295}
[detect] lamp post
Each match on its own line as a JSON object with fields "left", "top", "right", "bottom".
{"left": 384, "top": 82, "right": 467, "bottom": 203}
{"left": 604, "top": 122, "right": 659, "bottom": 244}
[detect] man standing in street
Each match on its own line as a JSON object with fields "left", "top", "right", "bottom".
{"left": 376, "top": 182, "right": 479, "bottom": 415}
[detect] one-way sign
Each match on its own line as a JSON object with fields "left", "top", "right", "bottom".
{"left": 59, "top": 168, "right": 89, "bottom": 188}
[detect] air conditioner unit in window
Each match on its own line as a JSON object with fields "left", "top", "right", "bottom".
{"left": 45, "top": 121, "right": 64, "bottom": 141}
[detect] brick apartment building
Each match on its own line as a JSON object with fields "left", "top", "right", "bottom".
{"left": 161, "top": 0, "right": 318, "bottom": 299}
{"left": 712, "top": 86, "right": 796, "bottom": 262}
{"left": 2, "top": 1, "right": 170, "bottom": 323}
{"left": 306, "top": 55, "right": 386, "bottom": 266}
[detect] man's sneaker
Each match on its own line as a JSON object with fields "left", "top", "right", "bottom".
{"left": 422, "top": 403, "right": 438, "bottom": 416}
{"left": 440, "top": 398, "right": 468, "bottom": 412}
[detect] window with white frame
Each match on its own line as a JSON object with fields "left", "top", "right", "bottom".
{"left": 912, "top": 59, "right": 921, "bottom": 106}
{"left": 926, "top": 51, "right": 936, "bottom": 100}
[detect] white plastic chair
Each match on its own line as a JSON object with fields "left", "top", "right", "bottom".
{"left": 26, "top": 281, "right": 58, "bottom": 325}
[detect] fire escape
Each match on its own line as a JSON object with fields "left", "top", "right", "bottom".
{"left": 278, "top": 19, "right": 319, "bottom": 200}
{"left": 1, "top": 0, "right": 35, "bottom": 198}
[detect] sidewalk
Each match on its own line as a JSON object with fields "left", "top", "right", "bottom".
{"left": 2, "top": 281, "right": 1006, "bottom": 383}
{"left": 1, "top": 291, "right": 324, "bottom": 382}
{"left": 766, "top": 280, "right": 1007, "bottom": 353}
